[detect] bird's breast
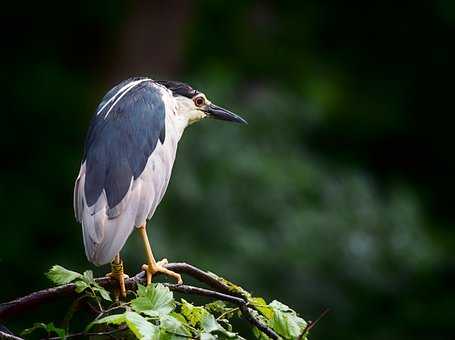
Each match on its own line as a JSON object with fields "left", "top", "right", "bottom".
{"left": 132, "top": 101, "right": 182, "bottom": 225}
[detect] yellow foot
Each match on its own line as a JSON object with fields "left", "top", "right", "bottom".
{"left": 106, "top": 261, "right": 129, "bottom": 299}
{"left": 142, "top": 258, "right": 183, "bottom": 286}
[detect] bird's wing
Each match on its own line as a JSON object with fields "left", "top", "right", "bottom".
{"left": 74, "top": 78, "right": 168, "bottom": 265}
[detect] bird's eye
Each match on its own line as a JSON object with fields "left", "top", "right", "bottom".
{"left": 193, "top": 96, "right": 205, "bottom": 107}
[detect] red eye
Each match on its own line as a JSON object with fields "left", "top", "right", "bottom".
{"left": 194, "top": 96, "right": 205, "bottom": 107}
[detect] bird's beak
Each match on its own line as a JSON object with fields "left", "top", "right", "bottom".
{"left": 204, "top": 104, "right": 248, "bottom": 124}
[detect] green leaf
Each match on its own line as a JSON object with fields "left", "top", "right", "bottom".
{"left": 249, "top": 297, "right": 273, "bottom": 320}
{"left": 268, "top": 300, "right": 307, "bottom": 339}
{"left": 181, "top": 299, "right": 241, "bottom": 339}
{"left": 46, "top": 323, "right": 67, "bottom": 339}
{"left": 201, "top": 313, "right": 220, "bottom": 333}
{"left": 218, "top": 318, "right": 233, "bottom": 332}
{"left": 205, "top": 300, "right": 228, "bottom": 314}
{"left": 91, "top": 311, "right": 158, "bottom": 340}
{"left": 131, "top": 283, "right": 175, "bottom": 317}
{"left": 93, "top": 282, "right": 112, "bottom": 301}
{"left": 253, "top": 325, "right": 270, "bottom": 340}
{"left": 83, "top": 270, "right": 94, "bottom": 282}
{"left": 95, "top": 286, "right": 112, "bottom": 301}
{"left": 21, "top": 322, "right": 46, "bottom": 336}
{"left": 159, "top": 314, "right": 192, "bottom": 339}
{"left": 125, "top": 311, "right": 159, "bottom": 340}
{"left": 201, "top": 333, "right": 217, "bottom": 340}
{"left": 251, "top": 311, "right": 274, "bottom": 339}
{"left": 46, "top": 265, "right": 82, "bottom": 285}
{"left": 170, "top": 311, "right": 188, "bottom": 325}
{"left": 201, "top": 313, "right": 239, "bottom": 339}
{"left": 180, "top": 299, "right": 206, "bottom": 326}
{"left": 21, "top": 322, "right": 66, "bottom": 339}
{"left": 89, "top": 313, "right": 126, "bottom": 329}
{"left": 74, "top": 280, "right": 90, "bottom": 293}
{"left": 137, "top": 283, "right": 147, "bottom": 296}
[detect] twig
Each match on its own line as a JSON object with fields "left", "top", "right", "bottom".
{"left": 86, "top": 301, "right": 102, "bottom": 315}
{"left": 0, "top": 262, "right": 279, "bottom": 339}
{"left": 239, "top": 304, "right": 280, "bottom": 339}
{"left": 216, "top": 307, "right": 239, "bottom": 321}
{"left": 92, "top": 305, "right": 127, "bottom": 323}
{"left": 62, "top": 294, "right": 88, "bottom": 331}
{"left": 164, "top": 263, "right": 241, "bottom": 297}
{"left": 298, "top": 308, "right": 330, "bottom": 340}
{"left": 162, "top": 283, "right": 245, "bottom": 305}
{"left": 45, "top": 325, "right": 127, "bottom": 340}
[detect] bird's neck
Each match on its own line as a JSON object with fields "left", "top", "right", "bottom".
{"left": 171, "top": 114, "right": 191, "bottom": 139}
{"left": 158, "top": 92, "right": 188, "bottom": 142}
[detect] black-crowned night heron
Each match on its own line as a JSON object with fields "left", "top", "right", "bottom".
{"left": 74, "top": 78, "right": 246, "bottom": 296}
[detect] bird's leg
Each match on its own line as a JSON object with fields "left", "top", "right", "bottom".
{"left": 138, "top": 224, "right": 183, "bottom": 285}
{"left": 106, "top": 253, "right": 128, "bottom": 299}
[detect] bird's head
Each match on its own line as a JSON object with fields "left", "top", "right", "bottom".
{"left": 156, "top": 80, "right": 247, "bottom": 126}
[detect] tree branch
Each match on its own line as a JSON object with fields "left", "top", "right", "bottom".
{"left": 0, "top": 262, "right": 279, "bottom": 339}
{"left": 0, "top": 330, "right": 23, "bottom": 340}
{"left": 46, "top": 325, "right": 128, "bottom": 340}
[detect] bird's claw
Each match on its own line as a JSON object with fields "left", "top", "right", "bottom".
{"left": 142, "top": 260, "right": 183, "bottom": 286}
{"left": 157, "top": 258, "right": 168, "bottom": 265}
{"left": 106, "top": 268, "right": 129, "bottom": 299}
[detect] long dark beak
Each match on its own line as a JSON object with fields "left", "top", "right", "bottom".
{"left": 205, "top": 104, "right": 248, "bottom": 124}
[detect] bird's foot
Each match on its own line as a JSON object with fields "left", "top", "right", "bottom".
{"left": 106, "top": 260, "right": 129, "bottom": 299}
{"left": 142, "top": 258, "right": 183, "bottom": 286}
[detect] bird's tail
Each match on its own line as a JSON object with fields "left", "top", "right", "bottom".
{"left": 74, "top": 164, "right": 136, "bottom": 266}
{"left": 81, "top": 211, "right": 135, "bottom": 266}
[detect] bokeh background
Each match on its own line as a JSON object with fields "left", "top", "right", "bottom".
{"left": 2, "top": 1, "right": 454, "bottom": 339}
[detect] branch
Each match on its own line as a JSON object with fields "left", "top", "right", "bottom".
{"left": 46, "top": 325, "right": 128, "bottom": 340}
{"left": 0, "top": 330, "right": 23, "bottom": 340}
{"left": 298, "top": 308, "right": 330, "bottom": 340}
{"left": 0, "top": 262, "right": 279, "bottom": 339}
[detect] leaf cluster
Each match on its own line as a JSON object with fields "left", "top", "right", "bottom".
{"left": 90, "top": 284, "right": 245, "bottom": 340}
{"left": 22, "top": 265, "right": 310, "bottom": 339}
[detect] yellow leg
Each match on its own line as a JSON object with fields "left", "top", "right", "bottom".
{"left": 138, "top": 224, "right": 183, "bottom": 285}
{"left": 106, "top": 253, "right": 128, "bottom": 298}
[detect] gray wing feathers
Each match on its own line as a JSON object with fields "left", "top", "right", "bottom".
{"left": 74, "top": 141, "right": 174, "bottom": 266}
{"left": 74, "top": 160, "right": 148, "bottom": 266}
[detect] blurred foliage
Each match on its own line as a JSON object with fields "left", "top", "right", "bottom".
{"left": 1, "top": 0, "right": 454, "bottom": 339}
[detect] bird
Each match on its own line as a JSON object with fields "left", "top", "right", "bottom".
{"left": 73, "top": 77, "right": 246, "bottom": 297}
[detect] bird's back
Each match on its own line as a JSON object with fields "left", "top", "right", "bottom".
{"left": 74, "top": 78, "right": 181, "bottom": 266}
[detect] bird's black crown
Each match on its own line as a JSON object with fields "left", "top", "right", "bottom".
{"left": 156, "top": 80, "right": 200, "bottom": 98}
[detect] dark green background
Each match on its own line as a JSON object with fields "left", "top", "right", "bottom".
{"left": 2, "top": 1, "right": 454, "bottom": 339}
